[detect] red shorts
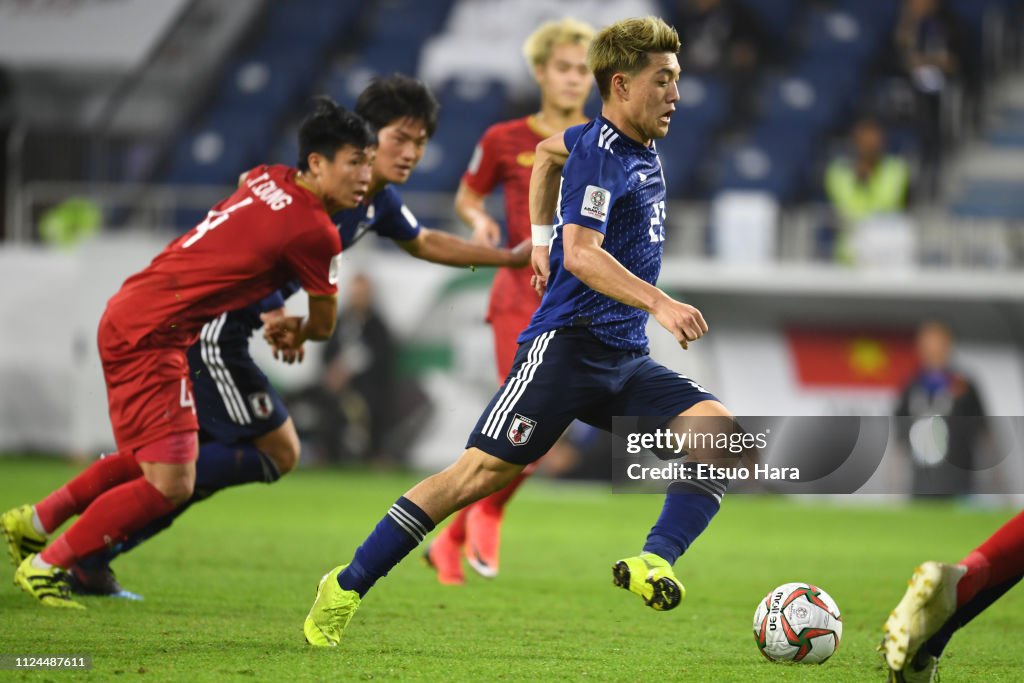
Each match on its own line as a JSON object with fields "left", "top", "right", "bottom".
{"left": 97, "top": 313, "right": 198, "bottom": 459}
{"left": 489, "top": 309, "right": 534, "bottom": 382}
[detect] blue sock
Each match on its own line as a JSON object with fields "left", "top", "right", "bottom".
{"left": 194, "top": 441, "right": 280, "bottom": 496}
{"left": 87, "top": 441, "right": 280, "bottom": 567}
{"left": 642, "top": 479, "right": 727, "bottom": 565}
{"left": 338, "top": 496, "right": 435, "bottom": 597}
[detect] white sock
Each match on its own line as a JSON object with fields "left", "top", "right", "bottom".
{"left": 31, "top": 554, "right": 52, "bottom": 570}
{"left": 30, "top": 508, "right": 48, "bottom": 536}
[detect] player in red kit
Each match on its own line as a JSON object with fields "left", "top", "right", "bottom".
{"left": 0, "top": 98, "right": 375, "bottom": 608}
{"left": 425, "top": 18, "right": 595, "bottom": 584}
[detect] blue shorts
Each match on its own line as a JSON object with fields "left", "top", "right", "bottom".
{"left": 466, "top": 328, "right": 718, "bottom": 465}
{"left": 187, "top": 315, "right": 288, "bottom": 444}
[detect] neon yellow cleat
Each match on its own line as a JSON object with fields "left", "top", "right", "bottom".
{"left": 304, "top": 564, "right": 361, "bottom": 647}
{"left": 612, "top": 552, "right": 684, "bottom": 611}
{"left": 882, "top": 561, "right": 964, "bottom": 674}
{"left": 14, "top": 555, "right": 85, "bottom": 609}
{"left": 2, "top": 505, "right": 46, "bottom": 568}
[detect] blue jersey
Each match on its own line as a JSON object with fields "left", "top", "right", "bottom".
{"left": 519, "top": 116, "right": 667, "bottom": 351}
{"left": 336, "top": 184, "right": 421, "bottom": 247}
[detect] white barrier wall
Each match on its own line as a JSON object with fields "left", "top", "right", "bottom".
{"left": 3, "top": 240, "right": 1024, "bottom": 471}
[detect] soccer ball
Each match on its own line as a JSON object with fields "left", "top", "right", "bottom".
{"left": 752, "top": 582, "right": 842, "bottom": 664}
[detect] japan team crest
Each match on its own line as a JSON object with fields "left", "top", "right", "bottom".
{"left": 248, "top": 392, "right": 274, "bottom": 420}
{"left": 507, "top": 414, "right": 537, "bottom": 446}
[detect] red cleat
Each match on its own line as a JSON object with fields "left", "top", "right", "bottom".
{"left": 465, "top": 504, "right": 503, "bottom": 578}
{"left": 423, "top": 528, "right": 464, "bottom": 585}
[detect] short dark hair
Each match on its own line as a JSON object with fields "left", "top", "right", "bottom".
{"left": 355, "top": 74, "right": 439, "bottom": 137}
{"left": 297, "top": 97, "right": 376, "bottom": 171}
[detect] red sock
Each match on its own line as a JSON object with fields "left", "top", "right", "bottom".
{"left": 478, "top": 463, "right": 537, "bottom": 513}
{"left": 35, "top": 452, "right": 142, "bottom": 533}
{"left": 40, "top": 477, "right": 175, "bottom": 568}
{"left": 439, "top": 507, "right": 469, "bottom": 546}
{"left": 957, "top": 511, "right": 1024, "bottom": 607}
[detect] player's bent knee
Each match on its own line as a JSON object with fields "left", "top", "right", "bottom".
{"left": 135, "top": 432, "right": 198, "bottom": 504}
{"left": 142, "top": 467, "right": 195, "bottom": 506}
{"left": 254, "top": 419, "right": 301, "bottom": 476}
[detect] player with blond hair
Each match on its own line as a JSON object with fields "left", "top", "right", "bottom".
{"left": 304, "top": 16, "right": 734, "bottom": 647}
{"left": 425, "top": 17, "right": 595, "bottom": 585}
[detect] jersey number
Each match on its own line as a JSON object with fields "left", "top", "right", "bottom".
{"left": 179, "top": 378, "right": 196, "bottom": 414}
{"left": 649, "top": 201, "right": 666, "bottom": 243}
{"left": 182, "top": 197, "right": 254, "bottom": 248}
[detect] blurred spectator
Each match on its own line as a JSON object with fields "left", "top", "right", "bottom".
{"left": 673, "top": 0, "right": 770, "bottom": 121}
{"left": 825, "top": 118, "right": 912, "bottom": 265}
{"left": 675, "top": 0, "right": 769, "bottom": 75}
{"left": 894, "top": 321, "right": 987, "bottom": 497}
{"left": 38, "top": 196, "right": 101, "bottom": 249}
{"left": 890, "top": 0, "right": 969, "bottom": 197}
{"left": 316, "top": 273, "right": 398, "bottom": 465}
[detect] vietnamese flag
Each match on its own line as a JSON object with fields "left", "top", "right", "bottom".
{"left": 786, "top": 328, "right": 918, "bottom": 389}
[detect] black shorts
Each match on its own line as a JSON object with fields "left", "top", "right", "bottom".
{"left": 466, "top": 328, "right": 718, "bottom": 465}
{"left": 187, "top": 314, "right": 288, "bottom": 444}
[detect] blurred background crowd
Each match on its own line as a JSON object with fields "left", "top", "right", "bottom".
{"left": 1, "top": 0, "right": 1022, "bottom": 499}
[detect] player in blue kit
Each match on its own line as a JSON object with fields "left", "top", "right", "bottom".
{"left": 68, "top": 75, "right": 530, "bottom": 598}
{"left": 303, "top": 16, "right": 735, "bottom": 647}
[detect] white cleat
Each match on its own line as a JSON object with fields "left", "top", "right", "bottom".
{"left": 882, "top": 561, "right": 965, "bottom": 673}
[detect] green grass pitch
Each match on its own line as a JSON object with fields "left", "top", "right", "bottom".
{"left": 1, "top": 456, "right": 1021, "bottom": 681}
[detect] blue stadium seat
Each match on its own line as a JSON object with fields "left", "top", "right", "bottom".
{"left": 759, "top": 71, "right": 846, "bottom": 133}
{"left": 675, "top": 74, "right": 730, "bottom": 131}
{"left": 802, "top": 8, "right": 880, "bottom": 67}
{"left": 714, "top": 123, "right": 818, "bottom": 201}
{"left": 261, "top": 0, "right": 364, "bottom": 55}
{"left": 658, "top": 127, "right": 711, "bottom": 198}
{"left": 835, "top": 0, "right": 898, "bottom": 36}
{"left": 167, "top": 104, "right": 279, "bottom": 180}
{"left": 951, "top": 180, "right": 1024, "bottom": 219}
{"left": 319, "top": 60, "right": 380, "bottom": 108}
{"left": 215, "top": 48, "right": 316, "bottom": 122}
{"left": 734, "top": 0, "right": 801, "bottom": 44}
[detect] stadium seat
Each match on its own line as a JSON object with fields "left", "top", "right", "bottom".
{"left": 951, "top": 179, "right": 1024, "bottom": 220}
{"left": 714, "top": 123, "right": 817, "bottom": 201}
{"left": 801, "top": 8, "right": 879, "bottom": 67}
{"left": 734, "top": 0, "right": 801, "bottom": 44}
{"left": 658, "top": 127, "right": 712, "bottom": 198}
{"left": 759, "top": 72, "right": 844, "bottom": 133}
{"left": 676, "top": 74, "right": 730, "bottom": 130}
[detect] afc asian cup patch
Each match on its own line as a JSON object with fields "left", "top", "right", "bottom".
{"left": 580, "top": 185, "right": 610, "bottom": 222}
{"left": 507, "top": 414, "right": 537, "bottom": 446}
{"left": 248, "top": 392, "right": 275, "bottom": 420}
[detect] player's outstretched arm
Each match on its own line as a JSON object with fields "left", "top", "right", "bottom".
{"left": 396, "top": 227, "right": 530, "bottom": 268}
{"left": 562, "top": 224, "right": 707, "bottom": 348}
{"left": 454, "top": 181, "right": 502, "bottom": 247}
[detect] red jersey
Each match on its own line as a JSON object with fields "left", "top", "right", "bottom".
{"left": 105, "top": 164, "right": 341, "bottom": 348}
{"left": 462, "top": 116, "right": 546, "bottom": 322}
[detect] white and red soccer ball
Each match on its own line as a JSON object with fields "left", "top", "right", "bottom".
{"left": 753, "top": 582, "right": 842, "bottom": 664}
